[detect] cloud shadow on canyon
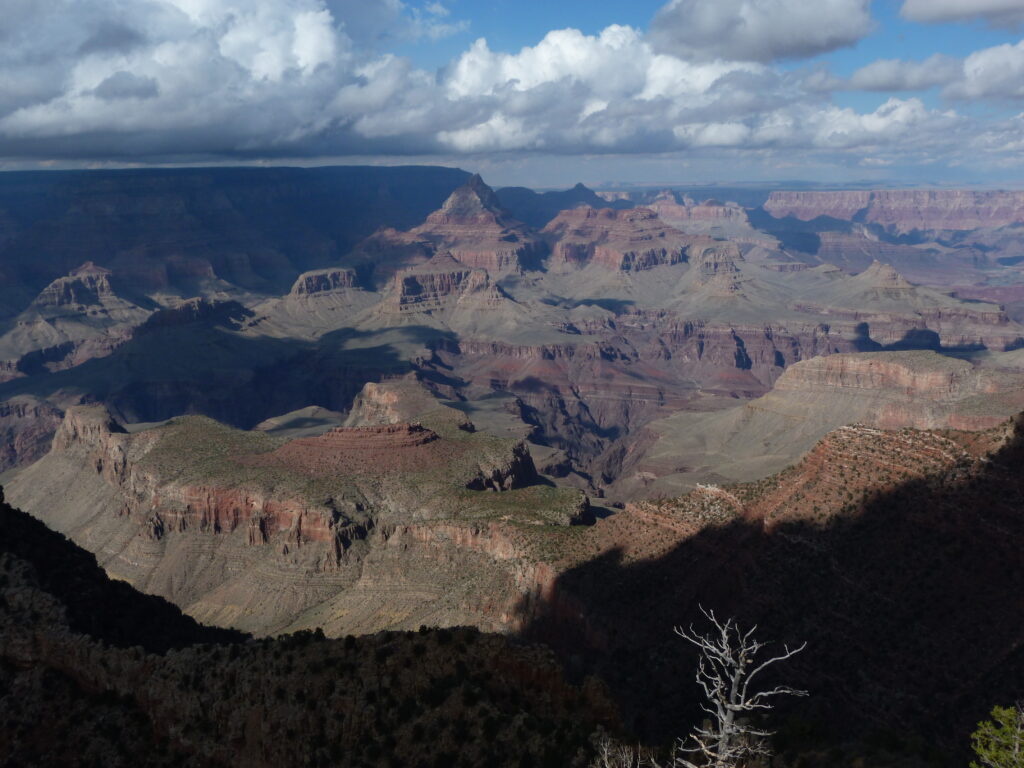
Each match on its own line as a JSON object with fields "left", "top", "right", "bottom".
{"left": 0, "top": 322, "right": 457, "bottom": 430}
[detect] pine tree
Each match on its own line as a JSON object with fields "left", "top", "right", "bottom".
{"left": 971, "top": 704, "right": 1024, "bottom": 768}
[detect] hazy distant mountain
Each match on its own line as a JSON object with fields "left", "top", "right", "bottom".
{"left": 496, "top": 181, "right": 633, "bottom": 228}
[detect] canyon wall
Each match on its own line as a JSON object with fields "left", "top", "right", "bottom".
{"left": 6, "top": 403, "right": 587, "bottom": 635}
{"left": 765, "top": 189, "right": 1024, "bottom": 232}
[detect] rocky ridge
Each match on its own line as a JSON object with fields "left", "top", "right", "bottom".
{"left": 765, "top": 189, "right": 1024, "bottom": 232}
{"left": 6, "top": 388, "right": 589, "bottom": 635}
{"left": 616, "top": 349, "right": 1024, "bottom": 498}
{"left": 515, "top": 414, "right": 1024, "bottom": 764}
{"left": 541, "top": 207, "right": 697, "bottom": 271}
{"left": 406, "top": 175, "right": 545, "bottom": 273}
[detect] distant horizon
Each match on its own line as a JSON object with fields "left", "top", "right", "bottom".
{"left": 1, "top": 160, "right": 1023, "bottom": 194}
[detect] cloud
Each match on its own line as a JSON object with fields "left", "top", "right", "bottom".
{"left": 0, "top": 0, "right": 474, "bottom": 159}
{"left": 945, "top": 40, "right": 1024, "bottom": 99}
{"left": 901, "top": 0, "right": 1024, "bottom": 27}
{"left": 92, "top": 71, "right": 159, "bottom": 100}
{"left": 847, "top": 40, "right": 1024, "bottom": 102}
{"left": 649, "top": 0, "right": 872, "bottom": 62}
{"left": 848, "top": 54, "right": 961, "bottom": 91}
{"left": 0, "top": 0, "right": 1016, "bottom": 177}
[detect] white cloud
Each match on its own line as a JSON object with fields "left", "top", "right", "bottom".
{"left": 0, "top": 0, "right": 1017, "bottom": 177}
{"left": 849, "top": 54, "right": 961, "bottom": 91}
{"left": 945, "top": 40, "right": 1024, "bottom": 99}
{"left": 802, "top": 98, "right": 946, "bottom": 148}
{"left": 445, "top": 27, "right": 656, "bottom": 100}
{"left": 901, "top": 0, "right": 1024, "bottom": 27}
{"left": 650, "top": 0, "right": 872, "bottom": 62}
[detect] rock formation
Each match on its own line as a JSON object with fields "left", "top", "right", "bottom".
{"left": 619, "top": 349, "right": 1024, "bottom": 498}
{"left": 0, "top": 395, "right": 64, "bottom": 472}
{"left": 405, "top": 175, "right": 545, "bottom": 272}
{"left": 0, "top": 262, "right": 150, "bottom": 382}
{"left": 541, "top": 207, "right": 697, "bottom": 271}
{"left": 289, "top": 267, "right": 360, "bottom": 295}
{"left": 29, "top": 261, "right": 120, "bottom": 309}
{"left": 0, "top": 164, "right": 472, "bottom": 311}
{"left": 6, "top": 400, "right": 587, "bottom": 635}
{"left": 764, "top": 189, "right": 1024, "bottom": 233}
{"left": 647, "top": 190, "right": 751, "bottom": 228}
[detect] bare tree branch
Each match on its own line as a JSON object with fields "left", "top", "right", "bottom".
{"left": 670, "top": 606, "right": 807, "bottom": 767}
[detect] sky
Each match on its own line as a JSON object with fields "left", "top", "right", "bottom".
{"left": 0, "top": 0, "right": 1023, "bottom": 187}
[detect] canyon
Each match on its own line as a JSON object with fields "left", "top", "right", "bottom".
{"left": 4, "top": 168, "right": 1024, "bottom": 549}
{"left": 5, "top": 378, "right": 590, "bottom": 636}
{"left": 0, "top": 490, "right": 606, "bottom": 768}
{"left": 3, "top": 165, "right": 1024, "bottom": 765}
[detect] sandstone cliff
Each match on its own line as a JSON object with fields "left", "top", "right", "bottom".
{"left": 406, "top": 175, "right": 546, "bottom": 273}
{"left": 541, "top": 207, "right": 696, "bottom": 271}
{"left": 765, "top": 189, "right": 1024, "bottom": 232}
{"left": 7, "top": 401, "right": 587, "bottom": 635}
{"left": 620, "top": 349, "right": 1024, "bottom": 498}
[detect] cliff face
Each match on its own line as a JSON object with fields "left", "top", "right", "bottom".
{"left": 616, "top": 349, "right": 1024, "bottom": 500}
{"left": 408, "top": 175, "right": 546, "bottom": 273}
{"left": 377, "top": 252, "right": 517, "bottom": 317}
{"left": 0, "top": 396, "right": 64, "bottom": 472}
{"left": 29, "top": 262, "right": 120, "bottom": 309}
{"left": 0, "top": 262, "right": 151, "bottom": 380}
{"left": 647, "top": 192, "right": 751, "bottom": 227}
{"left": 765, "top": 189, "right": 1024, "bottom": 232}
{"left": 773, "top": 351, "right": 981, "bottom": 399}
{"left": 388, "top": 254, "right": 475, "bottom": 311}
{"left": 769, "top": 351, "right": 1024, "bottom": 430}
{"left": 7, "top": 402, "right": 587, "bottom": 635}
{"left": 541, "top": 207, "right": 695, "bottom": 271}
{"left": 288, "top": 267, "right": 359, "bottom": 296}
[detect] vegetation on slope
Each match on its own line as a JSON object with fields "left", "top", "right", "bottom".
{"left": 0, "top": 490, "right": 610, "bottom": 768}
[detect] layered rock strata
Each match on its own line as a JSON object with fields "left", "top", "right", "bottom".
{"left": 7, "top": 402, "right": 586, "bottom": 635}
{"left": 541, "top": 207, "right": 696, "bottom": 271}
{"left": 405, "top": 175, "right": 545, "bottom": 273}
{"left": 765, "top": 189, "right": 1024, "bottom": 232}
{"left": 289, "top": 267, "right": 359, "bottom": 295}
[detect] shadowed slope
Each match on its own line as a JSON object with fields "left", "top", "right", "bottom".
{"left": 518, "top": 416, "right": 1024, "bottom": 766}
{"left": 0, "top": 489, "right": 610, "bottom": 767}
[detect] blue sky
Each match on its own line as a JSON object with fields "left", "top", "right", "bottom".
{"left": 398, "top": 0, "right": 1022, "bottom": 113}
{"left": 1, "top": 0, "right": 1023, "bottom": 187}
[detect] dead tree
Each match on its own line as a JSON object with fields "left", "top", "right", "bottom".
{"left": 671, "top": 607, "right": 807, "bottom": 768}
{"left": 590, "top": 732, "right": 649, "bottom": 768}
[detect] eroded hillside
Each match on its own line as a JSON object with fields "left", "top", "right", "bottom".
{"left": 0, "top": 490, "right": 609, "bottom": 767}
